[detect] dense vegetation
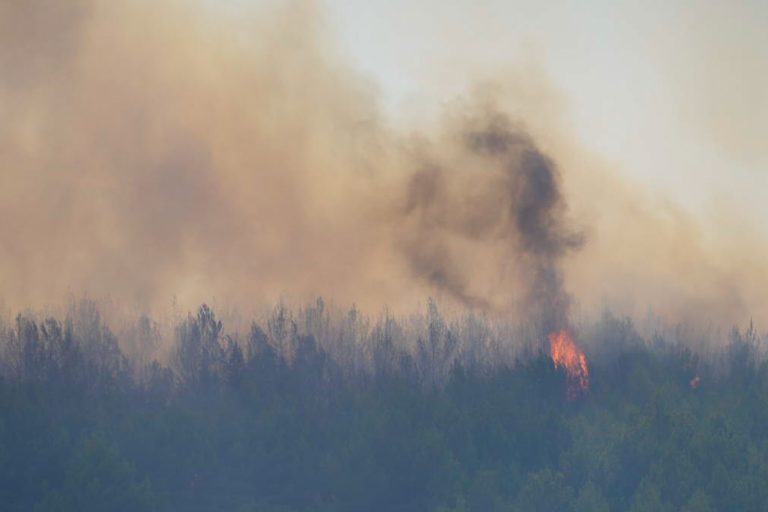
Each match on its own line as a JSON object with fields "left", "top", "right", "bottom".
{"left": 1, "top": 300, "right": 766, "bottom": 511}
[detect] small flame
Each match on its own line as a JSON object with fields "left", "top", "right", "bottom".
{"left": 549, "top": 329, "right": 590, "bottom": 398}
{"left": 689, "top": 375, "right": 700, "bottom": 389}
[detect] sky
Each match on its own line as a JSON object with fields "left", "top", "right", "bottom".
{"left": 323, "top": 0, "right": 768, "bottom": 226}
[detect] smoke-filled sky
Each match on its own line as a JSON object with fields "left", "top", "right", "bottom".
{"left": 326, "top": 0, "right": 768, "bottom": 217}
{"left": 2, "top": 0, "right": 767, "bottom": 328}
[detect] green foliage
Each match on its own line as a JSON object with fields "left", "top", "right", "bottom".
{"left": 33, "top": 435, "right": 157, "bottom": 512}
{"left": 573, "top": 481, "right": 610, "bottom": 512}
{"left": 514, "top": 469, "right": 573, "bottom": 512}
{"left": 629, "top": 478, "right": 672, "bottom": 512}
{"left": 1, "top": 303, "right": 767, "bottom": 511}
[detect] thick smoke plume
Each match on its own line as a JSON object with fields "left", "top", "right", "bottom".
{"left": 2, "top": 0, "right": 768, "bottom": 330}
{"left": 400, "top": 107, "right": 583, "bottom": 331}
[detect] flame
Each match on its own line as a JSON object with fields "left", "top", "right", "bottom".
{"left": 549, "top": 329, "right": 590, "bottom": 398}
{"left": 689, "top": 375, "right": 701, "bottom": 389}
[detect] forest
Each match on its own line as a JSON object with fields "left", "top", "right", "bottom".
{"left": 1, "top": 299, "right": 767, "bottom": 511}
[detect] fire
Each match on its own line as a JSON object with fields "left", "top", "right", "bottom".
{"left": 549, "top": 329, "right": 590, "bottom": 398}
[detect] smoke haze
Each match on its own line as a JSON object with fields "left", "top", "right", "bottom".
{"left": 2, "top": 0, "right": 767, "bottom": 329}
{"left": 399, "top": 103, "right": 582, "bottom": 331}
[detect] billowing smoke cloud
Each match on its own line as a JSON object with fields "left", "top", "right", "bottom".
{"left": 2, "top": 0, "right": 768, "bottom": 330}
{"left": 400, "top": 106, "right": 583, "bottom": 331}
{"left": 0, "top": 0, "right": 395, "bottom": 312}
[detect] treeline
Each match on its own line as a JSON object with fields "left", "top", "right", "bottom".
{"left": 0, "top": 299, "right": 767, "bottom": 511}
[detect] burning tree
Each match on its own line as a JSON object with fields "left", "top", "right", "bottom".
{"left": 549, "top": 329, "right": 590, "bottom": 399}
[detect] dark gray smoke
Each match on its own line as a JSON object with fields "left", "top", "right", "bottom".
{"left": 400, "top": 107, "right": 583, "bottom": 332}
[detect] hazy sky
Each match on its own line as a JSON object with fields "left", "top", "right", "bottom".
{"left": 3, "top": 0, "right": 767, "bottom": 326}
{"left": 322, "top": 0, "right": 768, "bottom": 225}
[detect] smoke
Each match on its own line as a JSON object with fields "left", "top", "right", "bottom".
{"left": 0, "top": 0, "right": 393, "bottom": 311}
{"left": 2, "top": 0, "right": 768, "bottom": 330}
{"left": 399, "top": 104, "right": 583, "bottom": 331}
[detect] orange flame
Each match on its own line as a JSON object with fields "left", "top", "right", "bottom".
{"left": 549, "top": 329, "right": 590, "bottom": 398}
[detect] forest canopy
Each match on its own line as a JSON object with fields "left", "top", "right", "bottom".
{"left": 1, "top": 299, "right": 766, "bottom": 511}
